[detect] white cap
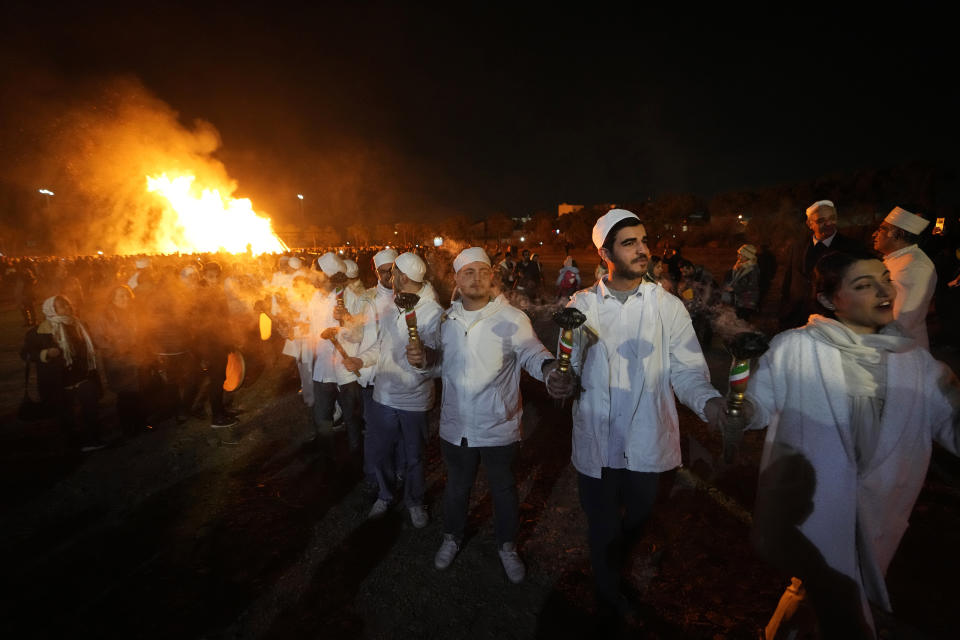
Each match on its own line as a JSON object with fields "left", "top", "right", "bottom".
{"left": 179, "top": 265, "right": 198, "bottom": 279}
{"left": 592, "top": 209, "right": 640, "bottom": 249}
{"left": 453, "top": 247, "right": 491, "bottom": 273}
{"left": 343, "top": 259, "right": 359, "bottom": 279}
{"left": 884, "top": 206, "right": 929, "bottom": 235}
{"left": 287, "top": 256, "right": 302, "bottom": 270}
{"left": 805, "top": 200, "right": 836, "bottom": 218}
{"left": 394, "top": 252, "right": 426, "bottom": 283}
{"left": 316, "top": 252, "right": 345, "bottom": 277}
{"left": 373, "top": 248, "right": 398, "bottom": 268}
{"left": 135, "top": 257, "right": 150, "bottom": 269}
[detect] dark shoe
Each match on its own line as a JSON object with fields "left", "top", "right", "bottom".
{"left": 211, "top": 416, "right": 238, "bottom": 429}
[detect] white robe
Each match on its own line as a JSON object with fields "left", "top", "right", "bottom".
{"left": 883, "top": 244, "right": 936, "bottom": 349}
{"left": 746, "top": 325, "right": 960, "bottom": 631}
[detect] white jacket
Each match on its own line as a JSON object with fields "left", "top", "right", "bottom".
{"left": 883, "top": 244, "right": 936, "bottom": 349}
{"left": 746, "top": 325, "right": 960, "bottom": 624}
{"left": 437, "top": 295, "right": 553, "bottom": 447}
{"left": 309, "top": 285, "right": 372, "bottom": 385}
{"left": 568, "top": 280, "right": 721, "bottom": 478}
{"left": 359, "top": 289, "right": 442, "bottom": 412}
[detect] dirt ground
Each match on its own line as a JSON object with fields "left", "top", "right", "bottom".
{"left": 1, "top": 284, "right": 958, "bottom": 639}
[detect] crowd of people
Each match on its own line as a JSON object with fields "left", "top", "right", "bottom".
{"left": 3, "top": 198, "right": 960, "bottom": 638}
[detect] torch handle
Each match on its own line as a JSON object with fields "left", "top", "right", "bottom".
{"left": 404, "top": 308, "right": 419, "bottom": 344}
{"left": 328, "top": 335, "right": 360, "bottom": 378}
{"left": 723, "top": 357, "right": 751, "bottom": 464}
{"left": 557, "top": 327, "right": 574, "bottom": 374}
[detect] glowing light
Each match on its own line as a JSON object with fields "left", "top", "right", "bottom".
{"left": 433, "top": 236, "right": 443, "bottom": 247}
{"left": 38, "top": 188, "right": 55, "bottom": 196}
{"left": 97, "top": 250, "right": 104, "bottom": 255}
{"left": 520, "top": 236, "right": 525, "bottom": 242}
{"left": 146, "top": 173, "right": 287, "bottom": 255}
{"left": 297, "top": 194, "right": 304, "bottom": 200}
{"left": 555, "top": 229, "right": 560, "bottom": 234}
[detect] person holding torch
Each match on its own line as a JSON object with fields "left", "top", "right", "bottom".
{"left": 343, "top": 252, "right": 442, "bottom": 527}
{"left": 405, "top": 247, "right": 574, "bottom": 584}
{"left": 563, "top": 209, "right": 726, "bottom": 623}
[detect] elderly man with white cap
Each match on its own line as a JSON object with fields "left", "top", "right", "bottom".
{"left": 407, "top": 246, "right": 570, "bottom": 583}
{"left": 307, "top": 251, "right": 372, "bottom": 456}
{"left": 564, "top": 209, "right": 725, "bottom": 620}
{"left": 872, "top": 206, "right": 936, "bottom": 348}
{"left": 343, "top": 251, "right": 442, "bottom": 526}
{"left": 780, "top": 200, "right": 863, "bottom": 330}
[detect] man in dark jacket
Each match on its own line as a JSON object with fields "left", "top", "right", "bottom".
{"left": 778, "top": 200, "right": 863, "bottom": 330}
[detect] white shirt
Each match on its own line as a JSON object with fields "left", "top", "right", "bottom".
{"left": 437, "top": 295, "right": 553, "bottom": 447}
{"left": 568, "top": 279, "right": 721, "bottom": 478}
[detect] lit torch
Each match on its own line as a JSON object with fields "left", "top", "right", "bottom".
{"left": 395, "top": 292, "right": 421, "bottom": 344}
{"left": 552, "top": 308, "right": 586, "bottom": 374}
{"left": 723, "top": 331, "right": 769, "bottom": 464}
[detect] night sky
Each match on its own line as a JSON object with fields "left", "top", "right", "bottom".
{"left": 2, "top": 2, "right": 957, "bottom": 228}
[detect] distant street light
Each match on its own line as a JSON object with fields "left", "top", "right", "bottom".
{"left": 38, "top": 188, "right": 54, "bottom": 212}
{"left": 520, "top": 236, "right": 525, "bottom": 242}
{"left": 433, "top": 236, "right": 443, "bottom": 247}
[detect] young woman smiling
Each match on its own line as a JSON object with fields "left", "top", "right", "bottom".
{"left": 743, "top": 250, "right": 960, "bottom": 639}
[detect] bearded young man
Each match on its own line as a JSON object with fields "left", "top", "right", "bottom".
{"left": 563, "top": 209, "right": 726, "bottom": 621}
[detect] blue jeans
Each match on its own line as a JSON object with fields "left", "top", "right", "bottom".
{"left": 365, "top": 398, "right": 426, "bottom": 506}
{"left": 441, "top": 439, "right": 519, "bottom": 545}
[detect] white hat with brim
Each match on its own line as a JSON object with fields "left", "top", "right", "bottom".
{"left": 806, "top": 200, "right": 836, "bottom": 218}
{"left": 373, "top": 248, "right": 398, "bottom": 268}
{"left": 592, "top": 209, "right": 640, "bottom": 249}
{"left": 453, "top": 247, "right": 491, "bottom": 273}
{"left": 885, "top": 206, "right": 929, "bottom": 235}
{"left": 316, "top": 252, "right": 346, "bottom": 277}
{"left": 394, "top": 252, "right": 426, "bottom": 283}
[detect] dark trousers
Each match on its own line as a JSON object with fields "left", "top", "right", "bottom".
{"left": 577, "top": 468, "right": 659, "bottom": 603}
{"left": 441, "top": 439, "right": 519, "bottom": 545}
{"left": 365, "top": 398, "right": 426, "bottom": 506}
{"left": 55, "top": 378, "right": 101, "bottom": 445}
{"left": 116, "top": 391, "right": 146, "bottom": 434}
{"left": 314, "top": 380, "right": 363, "bottom": 449}
{"left": 205, "top": 349, "right": 228, "bottom": 419}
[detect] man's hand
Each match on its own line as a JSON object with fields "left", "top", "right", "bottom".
{"left": 332, "top": 306, "right": 352, "bottom": 323}
{"left": 543, "top": 361, "right": 578, "bottom": 400}
{"left": 343, "top": 356, "right": 363, "bottom": 373}
{"left": 45, "top": 347, "right": 61, "bottom": 359}
{"left": 406, "top": 341, "right": 426, "bottom": 368}
{"left": 703, "top": 397, "right": 727, "bottom": 430}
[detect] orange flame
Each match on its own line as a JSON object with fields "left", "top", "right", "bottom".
{"left": 146, "top": 173, "right": 287, "bottom": 255}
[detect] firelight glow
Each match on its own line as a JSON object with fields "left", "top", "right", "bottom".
{"left": 146, "top": 173, "right": 287, "bottom": 255}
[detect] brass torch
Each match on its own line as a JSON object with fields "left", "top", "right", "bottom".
{"left": 723, "top": 331, "right": 769, "bottom": 464}
{"left": 395, "top": 292, "right": 421, "bottom": 344}
{"left": 552, "top": 308, "right": 586, "bottom": 374}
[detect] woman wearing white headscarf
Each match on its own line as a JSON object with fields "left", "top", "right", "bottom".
{"left": 744, "top": 250, "right": 960, "bottom": 638}
{"left": 22, "top": 295, "right": 104, "bottom": 451}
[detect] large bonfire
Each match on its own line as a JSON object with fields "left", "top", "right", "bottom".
{"left": 145, "top": 173, "right": 287, "bottom": 255}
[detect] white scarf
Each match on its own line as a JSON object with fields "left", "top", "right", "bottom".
{"left": 41, "top": 296, "right": 97, "bottom": 371}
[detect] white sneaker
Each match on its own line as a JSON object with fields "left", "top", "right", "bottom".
{"left": 409, "top": 505, "right": 428, "bottom": 529}
{"left": 434, "top": 534, "right": 459, "bottom": 570}
{"left": 498, "top": 542, "right": 526, "bottom": 584}
{"left": 368, "top": 498, "right": 390, "bottom": 519}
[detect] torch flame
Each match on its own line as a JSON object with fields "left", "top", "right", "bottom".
{"left": 146, "top": 173, "right": 287, "bottom": 255}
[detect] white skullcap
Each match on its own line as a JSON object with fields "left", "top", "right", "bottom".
{"left": 135, "top": 257, "right": 150, "bottom": 269}
{"left": 373, "top": 248, "right": 398, "bottom": 268}
{"left": 179, "top": 265, "right": 198, "bottom": 279}
{"left": 805, "top": 200, "right": 836, "bottom": 217}
{"left": 343, "top": 259, "right": 359, "bottom": 279}
{"left": 591, "top": 209, "right": 640, "bottom": 249}
{"left": 885, "top": 206, "right": 929, "bottom": 235}
{"left": 287, "top": 256, "right": 302, "bottom": 270}
{"left": 394, "top": 252, "right": 426, "bottom": 283}
{"left": 453, "top": 247, "right": 491, "bottom": 273}
{"left": 316, "top": 252, "right": 345, "bottom": 277}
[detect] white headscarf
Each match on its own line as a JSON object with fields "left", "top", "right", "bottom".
{"left": 41, "top": 296, "right": 97, "bottom": 371}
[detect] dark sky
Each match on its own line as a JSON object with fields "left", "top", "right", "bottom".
{"left": 1, "top": 2, "right": 957, "bottom": 227}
